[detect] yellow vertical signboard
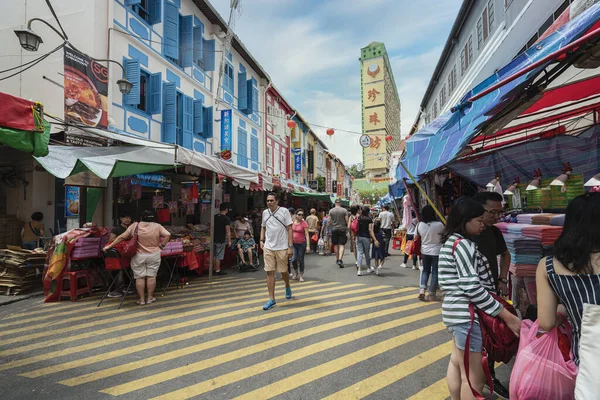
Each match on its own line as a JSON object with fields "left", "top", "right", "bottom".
{"left": 364, "top": 131, "right": 387, "bottom": 169}
{"left": 363, "top": 81, "right": 385, "bottom": 107}
{"left": 362, "top": 58, "right": 384, "bottom": 84}
{"left": 363, "top": 106, "right": 385, "bottom": 132}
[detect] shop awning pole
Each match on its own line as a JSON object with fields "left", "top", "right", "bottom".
{"left": 208, "top": 171, "right": 216, "bottom": 283}
{"left": 399, "top": 162, "right": 446, "bottom": 224}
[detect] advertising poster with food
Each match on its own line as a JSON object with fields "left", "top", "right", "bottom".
{"left": 65, "top": 186, "right": 80, "bottom": 218}
{"left": 64, "top": 47, "right": 108, "bottom": 129}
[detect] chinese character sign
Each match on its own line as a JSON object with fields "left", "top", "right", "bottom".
{"left": 220, "top": 109, "right": 232, "bottom": 161}
{"left": 337, "top": 183, "right": 342, "bottom": 197}
{"left": 363, "top": 81, "right": 385, "bottom": 106}
{"left": 363, "top": 106, "right": 385, "bottom": 131}
{"left": 294, "top": 148, "right": 302, "bottom": 173}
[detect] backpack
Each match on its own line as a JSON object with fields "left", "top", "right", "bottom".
{"left": 350, "top": 217, "right": 359, "bottom": 235}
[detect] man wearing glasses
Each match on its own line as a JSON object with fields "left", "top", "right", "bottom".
{"left": 260, "top": 193, "right": 294, "bottom": 310}
{"left": 472, "top": 191, "right": 511, "bottom": 400}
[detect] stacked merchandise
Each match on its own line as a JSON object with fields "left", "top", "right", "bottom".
{"left": 504, "top": 234, "right": 542, "bottom": 277}
{"left": 495, "top": 222, "right": 509, "bottom": 234}
{"left": 0, "top": 249, "right": 46, "bottom": 295}
{"left": 550, "top": 214, "right": 565, "bottom": 226}
{"left": 521, "top": 225, "right": 563, "bottom": 246}
{"left": 531, "top": 214, "right": 560, "bottom": 225}
{"left": 516, "top": 214, "right": 536, "bottom": 225}
{"left": 71, "top": 236, "right": 109, "bottom": 259}
{"left": 162, "top": 241, "right": 183, "bottom": 255}
{"left": 506, "top": 224, "right": 530, "bottom": 237}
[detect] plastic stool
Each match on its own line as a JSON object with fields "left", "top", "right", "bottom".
{"left": 60, "top": 271, "right": 92, "bottom": 302}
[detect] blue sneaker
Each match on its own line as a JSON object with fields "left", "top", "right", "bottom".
{"left": 263, "top": 299, "right": 276, "bottom": 310}
{"left": 285, "top": 287, "right": 292, "bottom": 299}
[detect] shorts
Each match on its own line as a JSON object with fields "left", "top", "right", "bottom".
{"left": 263, "top": 248, "right": 289, "bottom": 273}
{"left": 447, "top": 322, "right": 483, "bottom": 352}
{"left": 214, "top": 243, "right": 226, "bottom": 260}
{"left": 130, "top": 252, "right": 161, "bottom": 279}
{"left": 331, "top": 229, "right": 348, "bottom": 246}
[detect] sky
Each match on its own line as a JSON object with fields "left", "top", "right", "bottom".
{"left": 212, "top": 0, "right": 462, "bottom": 166}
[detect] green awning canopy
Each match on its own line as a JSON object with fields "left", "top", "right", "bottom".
{"left": 34, "top": 145, "right": 178, "bottom": 179}
{"left": 291, "top": 191, "right": 333, "bottom": 204}
{"left": 334, "top": 198, "right": 351, "bottom": 207}
{"left": 0, "top": 120, "right": 50, "bottom": 157}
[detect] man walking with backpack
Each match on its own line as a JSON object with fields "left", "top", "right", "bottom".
{"left": 260, "top": 193, "right": 294, "bottom": 310}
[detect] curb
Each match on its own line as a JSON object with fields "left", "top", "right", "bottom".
{"left": 0, "top": 291, "right": 44, "bottom": 307}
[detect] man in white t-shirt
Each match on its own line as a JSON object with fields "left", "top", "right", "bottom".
{"left": 260, "top": 193, "right": 294, "bottom": 310}
{"left": 378, "top": 205, "right": 394, "bottom": 257}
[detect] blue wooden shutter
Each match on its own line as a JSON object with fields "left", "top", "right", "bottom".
{"left": 252, "top": 85, "right": 259, "bottom": 115}
{"left": 182, "top": 95, "right": 193, "bottom": 149}
{"left": 162, "top": 82, "right": 176, "bottom": 144}
{"left": 148, "top": 0, "right": 161, "bottom": 24}
{"left": 179, "top": 15, "right": 193, "bottom": 67}
{"left": 193, "top": 100, "right": 203, "bottom": 136}
{"left": 237, "top": 71, "right": 247, "bottom": 112}
{"left": 202, "top": 39, "right": 215, "bottom": 71}
{"left": 148, "top": 72, "right": 161, "bottom": 114}
{"left": 193, "top": 26, "right": 203, "bottom": 67}
{"left": 163, "top": 1, "right": 179, "bottom": 59}
{"left": 203, "top": 106, "right": 213, "bottom": 138}
{"left": 251, "top": 136, "right": 258, "bottom": 163}
{"left": 237, "top": 128, "right": 248, "bottom": 167}
{"left": 125, "top": 0, "right": 141, "bottom": 5}
{"left": 246, "top": 80, "right": 254, "bottom": 114}
{"left": 123, "top": 59, "right": 141, "bottom": 106}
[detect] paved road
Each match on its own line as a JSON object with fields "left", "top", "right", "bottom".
{"left": 0, "top": 249, "right": 509, "bottom": 399}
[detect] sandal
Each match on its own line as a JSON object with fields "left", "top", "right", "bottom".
{"left": 146, "top": 298, "right": 156, "bottom": 304}
{"left": 136, "top": 299, "right": 146, "bottom": 306}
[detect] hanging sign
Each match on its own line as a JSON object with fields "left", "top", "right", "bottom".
{"left": 220, "top": 109, "right": 232, "bottom": 161}
{"left": 152, "top": 195, "right": 164, "bottom": 209}
{"left": 130, "top": 173, "right": 171, "bottom": 189}
{"left": 359, "top": 134, "right": 371, "bottom": 148}
{"left": 65, "top": 186, "right": 80, "bottom": 218}
{"left": 201, "top": 190, "right": 212, "bottom": 204}
{"left": 307, "top": 150, "right": 314, "bottom": 174}
{"left": 223, "top": 193, "right": 230, "bottom": 203}
{"left": 294, "top": 148, "right": 302, "bottom": 173}
{"left": 64, "top": 47, "right": 108, "bottom": 129}
{"left": 168, "top": 201, "right": 178, "bottom": 213}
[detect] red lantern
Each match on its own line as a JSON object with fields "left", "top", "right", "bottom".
{"left": 385, "top": 135, "right": 393, "bottom": 142}
{"left": 287, "top": 120, "right": 296, "bottom": 129}
{"left": 326, "top": 128, "right": 335, "bottom": 136}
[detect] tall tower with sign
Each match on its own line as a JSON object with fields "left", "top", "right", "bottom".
{"left": 360, "top": 42, "right": 401, "bottom": 180}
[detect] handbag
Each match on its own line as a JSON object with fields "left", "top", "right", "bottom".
{"left": 121, "top": 223, "right": 139, "bottom": 258}
{"left": 310, "top": 233, "right": 319, "bottom": 244}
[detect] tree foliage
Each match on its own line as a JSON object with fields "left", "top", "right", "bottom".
{"left": 348, "top": 164, "right": 365, "bottom": 179}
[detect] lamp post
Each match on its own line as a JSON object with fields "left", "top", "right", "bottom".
{"left": 14, "top": 17, "right": 132, "bottom": 94}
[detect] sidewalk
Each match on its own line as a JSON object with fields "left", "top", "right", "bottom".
{"left": 0, "top": 290, "right": 44, "bottom": 307}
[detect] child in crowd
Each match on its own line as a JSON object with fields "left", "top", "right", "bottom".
{"left": 237, "top": 231, "right": 256, "bottom": 265}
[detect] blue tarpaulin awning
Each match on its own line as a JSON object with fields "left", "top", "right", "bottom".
{"left": 397, "top": 4, "right": 600, "bottom": 182}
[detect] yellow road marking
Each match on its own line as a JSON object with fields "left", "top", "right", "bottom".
{"left": 53, "top": 286, "right": 415, "bottom": 384}
{"left": 0, "top": 276, "right": 245, "bottom": 322}
{"left": 102, "top": 302, "right": 440, "bottom": 396}
{"left": 0, "top": 282, "right": 365, "bottom": 357}
{"left": 0, "top": 278, "right": 264, "bottom": 329}
{"left": 322, "top": 342, "right": 452, "bottom": 400}
{"left": 151, "top": 317, "right": 445, "bottom": 399}
{"left": 0, "top": 281, "right": 329, "bottom": 345}
{"left": 0, "top": 279, "right": 286, "bottom": 336}
{"left": 407, "top": 378, "right": 450, "bottom": 400}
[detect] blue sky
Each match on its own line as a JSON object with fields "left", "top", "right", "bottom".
{"left": 212, "top": 0, "right": 462, "bottom": 165}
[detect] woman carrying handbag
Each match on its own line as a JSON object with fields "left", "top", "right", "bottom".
{"left": 438, "top": 198, "right": 521, "bottom": 400}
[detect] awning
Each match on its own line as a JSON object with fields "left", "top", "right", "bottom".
{"left": 291, "top": 191, "right": 333, "bottom": 204}
{"left": 447, "top": 124, "right": 600, "bottom": 188}
{"left": 35, "top": 145, "right": 177, "bottom": 179}
{"left": 175, "top": 146, "right": 259, "bottom": 188}
{"left": 397, "top": 3, "right": 600, "bottom": 181}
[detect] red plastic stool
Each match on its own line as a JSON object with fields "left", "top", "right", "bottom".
{"left": 60, "top": 271, "right": 92, "bottom": 301}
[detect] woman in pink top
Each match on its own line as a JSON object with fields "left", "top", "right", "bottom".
{"left": 104, "top": 211, "right": 171, "bottom": 305}
{"left": 291, "top": 209, "right": 310, "bottom": 282}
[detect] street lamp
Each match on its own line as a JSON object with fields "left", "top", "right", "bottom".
{"left": 14, "top": 17, "right": 132, "bottom": 94}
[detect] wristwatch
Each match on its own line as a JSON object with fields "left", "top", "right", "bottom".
{"left": 499, "top": 277, "right": 508, "bottom": 284}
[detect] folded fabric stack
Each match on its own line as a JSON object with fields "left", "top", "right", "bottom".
{"left": 162, "top": 241, "right": 183, "bottom": 255}
{"left": 521, "top": 225, "right": 563, "bottom": 246}
{"left": 71, "top": 237, "right": 103, "bottom": 259}
{"left": 516, "top": 214, "right": 537, "bottom": 225}
{"left": 509, "top": 262, "right": 538, "bottom": 277}
{"left": 550, "top": 214, "right": 565, "bottom": 226}
{"left": 495, "top": 222, "right": 509, "bottom": 234}
{"left": 506, "top": 224, "right": 530, "bottom": 236}
{"left": 532, "top": 213, "right": 560, "bottom": 225}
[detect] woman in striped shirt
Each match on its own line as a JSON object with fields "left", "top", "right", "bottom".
{"left": 439, "top": 198, "right": 521, "bottom": 400}
{"left": 537, "top": 193, "right": 600, "bottom": 367}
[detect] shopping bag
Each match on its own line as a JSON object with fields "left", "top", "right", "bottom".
{"left": 575, "top": 303, "right": 600, "bottom": 400}
{"left": 509, "top": 319, "right": 577, "bottom": 400}
{"left": 311, "top": 233, "right": 319, "bottom": 244}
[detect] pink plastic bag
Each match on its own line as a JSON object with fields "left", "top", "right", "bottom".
{"left": 509, "top": 320, "right": 578, "bottom": 400}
